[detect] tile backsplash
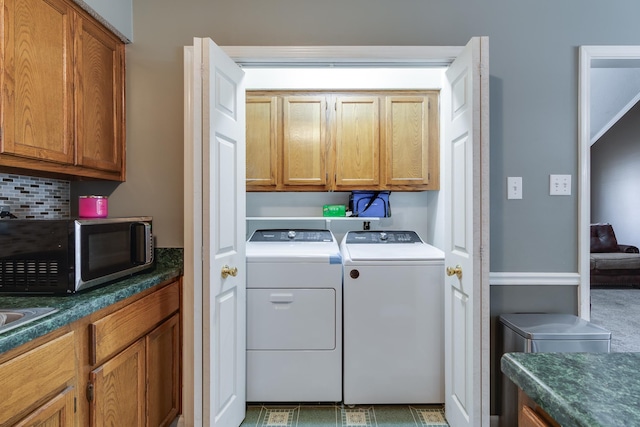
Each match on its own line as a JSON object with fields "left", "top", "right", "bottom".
{"left": 0, "top": 173, "right": 70, "bottom": 219}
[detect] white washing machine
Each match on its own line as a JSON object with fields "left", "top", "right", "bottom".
{"left": 341, "top": 230, "right": 445, "bottom": 405}
{"left": 246, "top": 229, "right": 342, "bottom": 402}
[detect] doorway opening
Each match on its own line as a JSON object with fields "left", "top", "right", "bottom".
{"left": 224, "top": 43, "right": 490, "bottom": 427}
{"left": 579, "top": 47, "right": 640, "bottom": 343}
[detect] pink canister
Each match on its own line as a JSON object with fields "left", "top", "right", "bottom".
{"left": 79, "top": 196, "right": 108, "bottom": 218}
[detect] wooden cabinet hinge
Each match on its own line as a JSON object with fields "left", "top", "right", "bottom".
{"left": 86, "top": 382, "right": 94, "bottom": 402}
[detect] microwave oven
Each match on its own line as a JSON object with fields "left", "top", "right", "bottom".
{"left": 0, "top": 217, "right": 154, "bottom": 294}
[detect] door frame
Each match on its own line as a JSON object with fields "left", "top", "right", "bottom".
{"left": 578, "top": 45, "right": 640, "bottom": 320}
{"left": 222, "top": 44, "right": 490, "bottom": 426}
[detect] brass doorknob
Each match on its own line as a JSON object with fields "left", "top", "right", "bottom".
{"left": 446, "top": 265, "right": 462, "bottom": 280}
{"left": 221, "top": 265, "right": 238, "bottom": 279}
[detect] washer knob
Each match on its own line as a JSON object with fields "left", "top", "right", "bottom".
{"left": 288, "top": 230, "right": 297, "bottom": 239}
{"left": 379, "top": 232, "right": 388, "bottom": 241}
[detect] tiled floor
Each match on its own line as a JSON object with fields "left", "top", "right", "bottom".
{"left": 241, "top": 404, "right": 449, "bottom": 427}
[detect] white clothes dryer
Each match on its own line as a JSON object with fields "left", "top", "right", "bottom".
{"left": 246, "top": 229, "right": 342, "bottom": 402}
{"left": 341, "top": 230, "right": 445, "bottom": 405}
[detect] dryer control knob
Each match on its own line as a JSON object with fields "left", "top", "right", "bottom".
{"left": 379, "top": 232, "right": 388, "bottom": 241}
{"left": 288, "top": 230, "right": 297, "bottom": 239}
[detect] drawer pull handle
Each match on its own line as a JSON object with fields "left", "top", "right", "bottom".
{"left": 270, "top": 293, "right": 294, "bottom": 303}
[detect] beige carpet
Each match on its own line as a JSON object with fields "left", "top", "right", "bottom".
{"left": 590, "top": 288, "right": 640, "bottom": 352}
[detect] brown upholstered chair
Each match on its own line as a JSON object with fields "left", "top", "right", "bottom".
{"left": 590, "top": 223, "right": 640, "bottom": 287}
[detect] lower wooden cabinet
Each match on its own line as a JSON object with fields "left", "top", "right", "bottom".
{"left": 147, "top": 314, "right": 181, "bottom": 427}
{"left": 14, "top": 386, "right": 76, "bottom": 427}
{"left": 518, "top": 388, "right": 560, "bottom": 427}
{"left": 0, "top": 331, "right": 77, "bottom": 426}
{"left": 87, "top": 281, "right": 181, "bottom": 427}
{"left": 0, "top": 278, "right": 182, "bottom": 427}
{"left": 89, "top": 314, "right": 181, "bottom": 427}
{"left": 90, "top": 339, "right": 146, "bottom": 426}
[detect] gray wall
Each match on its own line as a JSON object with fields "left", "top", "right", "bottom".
{"left": 592, "top": 102, "right": 640, "bottom": 245}
{"left": 87, "top": 0, "right": 640, "bottom": 267}
{"left": 68, "top": 0, "right": 640, "bottom": 415}
{"left": 79, "top": 0, "right": 133, "bottom": 42}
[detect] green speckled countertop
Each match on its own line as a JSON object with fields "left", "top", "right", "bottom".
{"left": 0, "top": 248, "right": 183, "bottom": 355}
{"left": 502, "top": 352, "right": 640, "bottom": 427}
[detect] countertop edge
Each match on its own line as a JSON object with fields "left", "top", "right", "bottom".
{"left": 501, "top": 353, "right": 607, "bottom": 427}
{"left": 501, "top": 353, "right": 572, "bottom": 426}
{"left": 0, "top": 263, "right": 182, "bottom": 355}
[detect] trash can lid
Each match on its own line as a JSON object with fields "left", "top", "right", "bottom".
{"left": 498, "top": 313, "right": 611, "bottom": 340}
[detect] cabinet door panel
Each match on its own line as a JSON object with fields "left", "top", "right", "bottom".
{"left": 147, "top": 314, "right": 180, "bottom": 427}
{"left": 282, "top": 96, "right": 328, "bottom": 188}
{"left": 14, "top": 386, "right": 75, "bottom": 427}
{"left": 246, "top": 96, "right": 277, "bottom": 189}
{"left": 520, "top": 405, "right": 553, "bottom": 427}
{"left": 335, "top": 96, "right": 380, "bottom": 189}
{"left": 0, "top": 332, "right": 75, "bottom": 426}
{"left": 384, "top": 94, "right": 439, "bottom": 189}
{"left": 91, "top": 339, "right": 146, "bottom": 427}
{"left": 75, "top": 16, "right": 124, "bottom": 174}
{"left": 90, "top": 280, "right": 179, "bottom": 366}
{"left": 1, "top": 0, "right": 74, "bottom": 163}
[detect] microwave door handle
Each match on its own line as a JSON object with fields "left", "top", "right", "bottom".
{"left": 131, "top": 222, "right": 153, "bottom": 264}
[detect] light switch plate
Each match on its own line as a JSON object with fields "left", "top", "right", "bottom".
{"left": 550, "top": 174, "right": 571, "bottom": 195}
{"left": 507, "top": 177, "right": 522, "bottom": 199}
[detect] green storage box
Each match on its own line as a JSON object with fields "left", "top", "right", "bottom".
{"left": 323, "top": 204, "right": 346, "bottom": 217}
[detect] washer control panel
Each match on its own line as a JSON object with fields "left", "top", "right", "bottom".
{"left": 345, "top": 230, "right": 422, "bottom": 244}
{"left": 250, "top": 229, "right": 334, "bottom": 242}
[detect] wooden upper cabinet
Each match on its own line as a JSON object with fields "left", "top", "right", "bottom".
{"left": 282, "top": 95, "right": 329, "bottom": 189}
{"left": 76, "top": 16, "right": 125, "bottom": 174}
{"left": 334, "top": 96, "right": 380, "bottom": 190}
{"left": 245, "top": 90, "right": 439, "bottom": 192}
{"left": 246, "top": 95, "right": 278, "bottom": 189}
{"left": 0, "top": 0, "right": 75, "bottom": 164}
{"left": 0, "top": 0, "right": 125, "bottom": 180}
{"left": 384, "top": 94, "right": 439, "bottom": 190}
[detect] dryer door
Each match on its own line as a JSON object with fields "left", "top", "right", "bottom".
{"left": 247, "top": 288, "right": 336, "bottom": 350}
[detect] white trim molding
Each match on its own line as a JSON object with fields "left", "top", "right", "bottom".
{"left": 221, "top": 45, "right": 463, "bottom": 67}
{"left": 578, "top": 45, "right": 640, "bottom": 321}
{"left": 490, "top": 272, "right": 581, "bottom": 286}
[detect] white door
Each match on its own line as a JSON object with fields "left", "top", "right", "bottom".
{"left": 443, "top": 37, "right": 490, "bottom": 427}
{"left": 183, "top": 37, "right": 246, "bottom": 427}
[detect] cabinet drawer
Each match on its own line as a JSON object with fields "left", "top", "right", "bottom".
{"left": 0, "top": 332, "right": 75, "bottom": 426}
{"left": 90, "top": 281, "right": 179, "bottom": 365}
